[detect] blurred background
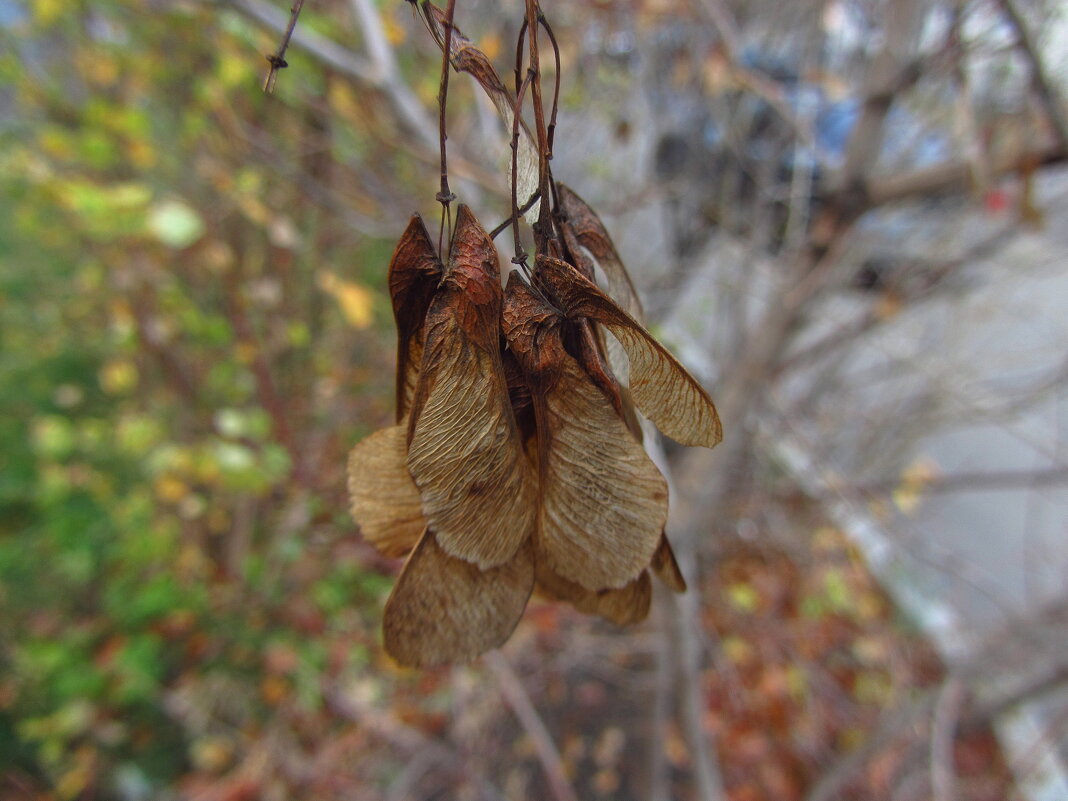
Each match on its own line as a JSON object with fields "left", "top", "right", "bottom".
{"left": 2, "top": 0, "right": 1067, "bottom": 799}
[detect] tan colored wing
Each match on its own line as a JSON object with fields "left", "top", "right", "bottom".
{"left": 383, "top": 530, "right": 534, "bottom": 668}
{"left": 406, "top": 207, "right": 536, "bottom": 569}
{"left": 536, "top": 255, "right": 722, "bottom": 449}
{"left": 388, "top": 215, "right": 442, "bottom": 422}
{"left": 503, "top": 274, "right": 667, "bottom": 591}
{"left": 347, "top": 424, "right": 425, "bottom": 558}
{"left": 536, "top": 565, "right": 652, "bottom": 626}
{"left": 650, "top": 533, "right": 687, "bottom": 593}
{"left": 556, "top": 183, "right": 644, "bottom": 322}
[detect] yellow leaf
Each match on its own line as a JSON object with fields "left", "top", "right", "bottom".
{"left": 384, "top": 14, "right": 407, "bottom": 46}
{"left": 33, "top": 0, "right": 62, "bottom": 25}
{"left": 480, "top": 32, "right": 501, "bottom": 61}
{"left": 318, "top": 271, "right": 373, "bottom": 329}
{"left": 893, "top": 457, "right": 940, "bottom": 514}
{"left": 154, "top": 475, "right": 189, "bottom": 504}
{"left": 99, "top": 360, "right": 138, "bottom": 394}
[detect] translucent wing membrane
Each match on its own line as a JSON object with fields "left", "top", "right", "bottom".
{"left": 503, "top": 274, "right": 666, "bottom": 590}
{"left": 384, "top": 531, "right": 534, "bottom": 668}
{"left": 407, "top": 207, "right": 536, "bottom": 569}
{"left": 556, "top": 183, "right": 645, "bottom": 322}
{"left": 388, "top": 215, "right": 443, "bottom": 422}
{"left": 347, "top": 424, "right": 425, "bottom": 558}
{"left": 535, "top": 255, "right": 722, "bottom": 449}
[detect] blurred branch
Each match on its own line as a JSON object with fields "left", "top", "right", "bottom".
{"left": 693, "top": 0, "right": 741, "bottom": 60}
{"left": 485, "top": 652, "right": 580, "bottom": 801}
{"left": 829, "top": 465, "right": 1068, "bottom": 499}
{"left": 262, "top": 0, "right": 305, "bottom": 93}
{"left": 931, "top": 677, "right": 965, "bottom": 801}
{"left": 862, "top": 142, "right": 1068, "bottom": 207}
{"left": 835, "top": 0, "right": 922, "bottom": 191}
{"left": 809, "top": 596, "right": 1068, "bottom": 801}
{"left": 226, "top": 0, "right": 438, "bottom": 151}
{"left": 997, "top": 0, "right": 1068, "bottom": 151}
{"left": 324, "top": 683, "right": 509, "bottom": 801}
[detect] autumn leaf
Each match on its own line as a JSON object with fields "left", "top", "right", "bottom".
{"left": 318, "top": 271, "right": 374, "bottom": 330}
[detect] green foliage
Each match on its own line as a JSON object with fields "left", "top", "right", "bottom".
{"left": 0, "top": 0, "right": 416, "bottom": 795}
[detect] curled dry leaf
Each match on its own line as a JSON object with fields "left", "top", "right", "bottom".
{"left": 535, "top": 255, "right": 723, "bottom": 449}
{"left": 406, "top": 206, "right": 537, "bottom": 569}
{"left": 388, "top": 214, "right": 443, "bottom": 422}
{"left": 503, "top": 273, "right": 667, "bottom": 590}
{"left": 384, "top": 530, "right": 535, "bottom": 668}
{"left": 347, "top": 423, "right": 425, "bottom": 559}
{"left": 536, "top": 564, "right": 652, "bottom": 626}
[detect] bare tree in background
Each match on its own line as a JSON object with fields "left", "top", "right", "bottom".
{"left": 229, "top": 0, "right": 1068, "bottom": 797}
{"left": 8, "top": 0, "right": 1065, "bottom": 797}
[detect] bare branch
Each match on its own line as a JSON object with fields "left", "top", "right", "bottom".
{"left": 484, "top": 652, "right": 580, "bottom": 801}
{"left": 997, "top": 0, "right": 1068, "bottom": 151}
{"left": 228, "top": 0, "right": 438, "bottom": 150}
{"left": 262, "top": 0, "right": 306, "bottom": 93}
{"left": 931, "top": 677, "right": 966, "bottom": 801}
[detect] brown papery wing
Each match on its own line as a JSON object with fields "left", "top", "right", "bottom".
{"left": 347, "top": 424, "right": 425, "bottom": 559}
{"left": 383, "top": 531, "right": 534, "bottom": 668}
{"left": 556, "top": 183, "right": 644, "bottom": 322}
{"left": 406, "top": 207, "right": 536, "bottom": 569}
{"left": 388, "top": 215, "right": 442, "bottom": 422}
{"left": 536, "top": 255, "right": 722, "bottom": 450}
{"left": 536, "top": 565, "right": 652, "bottom": 626}
{"left": 650, "top": 533, "right": 687, "bottom": 593}
{"left": 503, "top": 274, "right": 666, "bottom": 591}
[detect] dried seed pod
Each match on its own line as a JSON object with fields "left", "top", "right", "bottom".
{"left": 503, "top": 272, "right": 666, "bottom": 591}
{"left": 406, "top": 205, "right": 537, "bottom": 569}
{"left": 556, "top": 183, "right": 645, "bottom": 323}
{"left": 534, "top": 255, "right": 722, "bottom": 449}
{"left": 388, "top": 215, "right": 443, "bottom": 422}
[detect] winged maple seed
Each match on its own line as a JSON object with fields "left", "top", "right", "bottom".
{"left": 345, "top": 2, "right": 721, "bottom": 668}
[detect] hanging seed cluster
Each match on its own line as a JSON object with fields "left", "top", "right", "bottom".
{"left": 347, "top": 2, "right": 721, "bottom": 668}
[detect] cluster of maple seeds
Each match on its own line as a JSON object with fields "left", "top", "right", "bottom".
{"left": 346, "top": 2, "right": 721, "bottom": 668}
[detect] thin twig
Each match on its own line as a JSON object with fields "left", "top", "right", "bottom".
{"left": 490, "top": 190, "right": 540, "bottom": 240}
{"left": 263, "top": 0, "right": 306, "bottom": 93}
{"left": 539, "top": 12, "right": 561, "bottom": 159}
{"left": 510, "top": 68, "right": 535, "bottom": 269}
{"left": 484, "top": 652, "right": 580, "bottom": 801}
{"left": 434, "top": 0, "right": 458, "bottom": 254}
{"left": 523, "top": 0, "right": 553, "bottom": 242}
{"left": 231, "top": 0, "right": 438, "bottom": 150}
